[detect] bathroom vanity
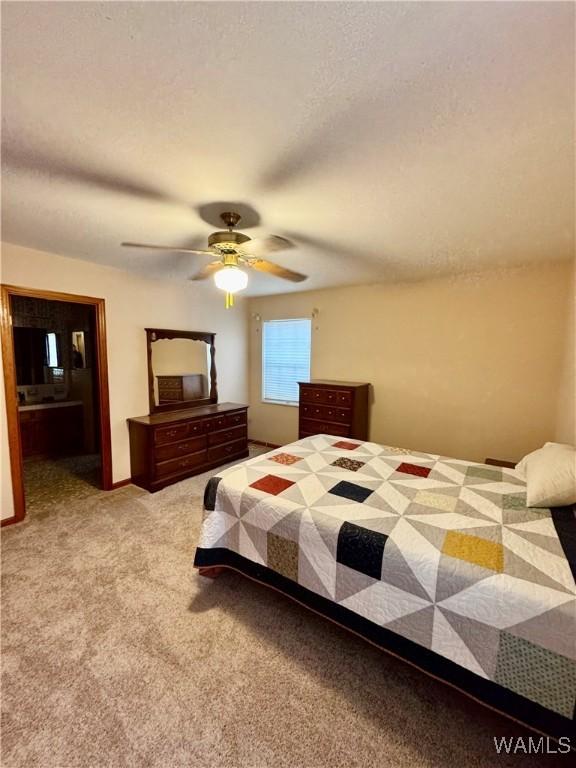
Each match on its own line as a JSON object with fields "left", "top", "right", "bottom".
{"left": 19, "top": 401, "right": 84, "bottom": 458}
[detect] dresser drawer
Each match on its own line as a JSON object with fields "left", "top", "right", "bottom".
{"left": 225, "top": 410, "right": 247, "bottom": 428}
{"left": 205, "top": 414, "right": 228, "bottom": 432}
{"left": 208, "top": 439, "right": 247, "bottom": 463}
{"left": 208, "top": 425, "right": 247, "bottom": 447}
{"left": 188, "top": 419, "right": 208, "bottom": 437}
{"left": 155, "top": 435, "right": 207, "bottom": 462}
{"left": 299, "top": 418, "right": 350, "bottom": 437}
{"left": 154, "top": 423, "right": 189, "bottom": 445}
{"left": 301, "top": 403, "right": 350, "bottom": 424}
{"left": 155, "top": 449, "right": 207, "bottom": 479}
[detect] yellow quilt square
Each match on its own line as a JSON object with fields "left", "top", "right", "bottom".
{"left": 442, "top": 531, "right": 504, "bottom": 572}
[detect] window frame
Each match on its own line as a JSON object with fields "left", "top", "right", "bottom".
{"left": 261, "top": 317, "right": 312, "bottom": 406}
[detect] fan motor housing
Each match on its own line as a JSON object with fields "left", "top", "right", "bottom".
{"left": 208, "top": 230, "right": 250, "bottom": 252}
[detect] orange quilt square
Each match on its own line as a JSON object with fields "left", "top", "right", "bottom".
{"left": 250, "top": 474, "right": 295, "bottom": 496}
{"left": 269, "top": 453, "right": 302, "bottom": 466}
{"left": 333, "top": 441, "right": 361, "bottom": 450}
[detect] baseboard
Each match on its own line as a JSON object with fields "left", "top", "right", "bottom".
{"left": 1, "top": 512, "right": 24, "bottom": 528}
{"left": 249, "top": 439, "right": 282, "bottom": 450}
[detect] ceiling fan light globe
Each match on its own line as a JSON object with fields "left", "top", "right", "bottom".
{"left": 214, "top": 266, "right": 248, "bottom": 294}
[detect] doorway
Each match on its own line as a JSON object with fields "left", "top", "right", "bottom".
{"left": 1, "top": 285, "right": 112, "bottom": 524}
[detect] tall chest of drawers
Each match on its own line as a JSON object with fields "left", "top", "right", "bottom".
{"left": 157, "top": 374, "right": 206, "bottom": 403}
{"left": 128, "top": 402, "right": 248, "bottom": 492}
{"left": 298, "top": 381, "right": 370, "bottom": 441}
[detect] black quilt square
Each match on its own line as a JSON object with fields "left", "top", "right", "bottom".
{"left": 337, "top": 521, "right": 388, "bottom": 579}
{"left": 329, "top": 480, "right": 373, "bottom": 503}
{"left": 203, "top": 476, "right": 222, "bottom": 511}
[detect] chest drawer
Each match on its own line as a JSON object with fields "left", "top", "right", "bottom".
{"left": 156, "top": 449, "right": 207, "bottom": 479}
{"left": 325, "top": 389, "right": 352, "bottom": 406}
{"left": 301, "top": 403, "right": 350, "bottom": 424}
{"left": 300, "top": 386, "right": 322, "bottom": 403}
{"left": 208, "top": 425, "right": 247, "bottom": 447}
{"left": 299, "top": 418, "right": 350, "bottom": 437}
{"left": 300, "top": 387, "right": 353, "bottom": 406}
{"left": 158, "top": 389, "right": 182, "bottom": 401}
{"left": 208, "top": 439, "right": 247, "bottom": 463}
{"left": 154, "top": 423, "right": 189, "bottom": 445}
{"left": 154, "top": 435, "right": 207, "bottom": 462}
{"left": 158, "top": 377, "right": 182, "bottom": 389}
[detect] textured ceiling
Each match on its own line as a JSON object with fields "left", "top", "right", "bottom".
{"left": 1, "top": 1, "right": 574, "bottom": 295}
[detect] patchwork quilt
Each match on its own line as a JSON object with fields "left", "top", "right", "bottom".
{"left": 194, "top": 435, "right": 576, "bottom": 739}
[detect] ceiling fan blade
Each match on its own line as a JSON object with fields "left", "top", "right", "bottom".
{"left": 189, "top": 262, "right": 224, "bottom": 281}
{"left": 236, "top": 235, "right": 295, "bottom": 258}
{"left": 3, "top": 145, "right": 174, "bottom": 203}
{"left": 248, "top": 259, "right": 307, "bottom": 283}
{"left": 122, "top": 242, "right": 214, "bottom": 256}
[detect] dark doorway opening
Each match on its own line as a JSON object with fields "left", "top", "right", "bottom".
{"left": 1, "top": 285, "right": 112, "bottom": 524}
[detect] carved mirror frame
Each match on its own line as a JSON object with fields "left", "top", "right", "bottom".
{"left": 146, "top": 328, "right": 217, "bottom": 414}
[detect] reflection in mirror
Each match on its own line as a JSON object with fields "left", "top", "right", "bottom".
{"left": 14, "top": 327, "right": 62, "bottom": 384}
{"left": 72, "top": 331, "right": 86, "bottom": 368}
{"left": 151, "top": 338, "right": 210, "bottom": 406}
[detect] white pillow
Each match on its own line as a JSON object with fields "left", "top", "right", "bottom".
{"left": 517, "top": 443, "right": 576, "bottom": 508}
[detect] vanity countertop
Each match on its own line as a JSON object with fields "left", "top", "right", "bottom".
{"left": 18, "top": 400, "right": 83, "bottom": 412}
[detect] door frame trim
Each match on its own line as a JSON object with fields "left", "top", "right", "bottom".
{"left": 1, "top": 284, "right": 113, "bottom": 525}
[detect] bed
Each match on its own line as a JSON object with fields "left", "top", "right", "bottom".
{"left": 194, "top": 434, "right": 576, "bottom": 740}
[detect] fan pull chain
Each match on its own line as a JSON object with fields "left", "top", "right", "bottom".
{"left": 225, "top": 292, "right": 235, "bottom": 309}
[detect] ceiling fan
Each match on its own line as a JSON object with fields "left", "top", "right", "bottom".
{"left": 122, "top": 211, "right": 307, "bottom": 307}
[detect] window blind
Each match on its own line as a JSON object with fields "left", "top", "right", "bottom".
{"left": 262, "top": 318, "right": 311, "bottom": 404}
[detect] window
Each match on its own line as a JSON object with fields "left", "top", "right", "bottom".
{"left": 45, "top": 332, "right": 59, "bottom": 368}
{"left": 262, "top": 318, "right": 311, "bottom": 405}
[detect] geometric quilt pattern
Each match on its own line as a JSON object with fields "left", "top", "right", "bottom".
{"left": 196, "top": 434, "right": 576, "bottom": 722}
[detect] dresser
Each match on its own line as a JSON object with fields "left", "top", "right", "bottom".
{"left": 298, "top": 380, "right": 370, "bottom": 441}
{"left": 157, "top": 374, "right": 206, "bottom": 403}
{"left": 128, "top": 402, "right": 248, "bottom": 492}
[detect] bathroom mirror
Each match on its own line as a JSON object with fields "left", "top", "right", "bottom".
{"left": 14, "top": 327, "right": 62, "bottom": 384}
{"left": 146, "top": 328, "right": 217, "bottom": 413}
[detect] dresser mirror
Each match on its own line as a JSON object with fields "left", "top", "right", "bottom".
{"left": 146, "top": 328, "right": 217, "bottom": 413}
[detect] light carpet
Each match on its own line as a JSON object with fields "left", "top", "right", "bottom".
{"left": 1, "top": 454, "right": 564, "bottom": 767}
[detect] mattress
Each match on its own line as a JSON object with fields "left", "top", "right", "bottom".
{"left": 194, "top": 435, "right": 576, "bottom": 740}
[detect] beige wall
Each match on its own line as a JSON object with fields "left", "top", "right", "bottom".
{"left": 555, "top": 262, "right": 576, "bottom": 444}
{"left": 248, "top": 262, "right": 573, "bottom": 463}
{"left": 0, "top": 242, "right": 249, "bottom": 519}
